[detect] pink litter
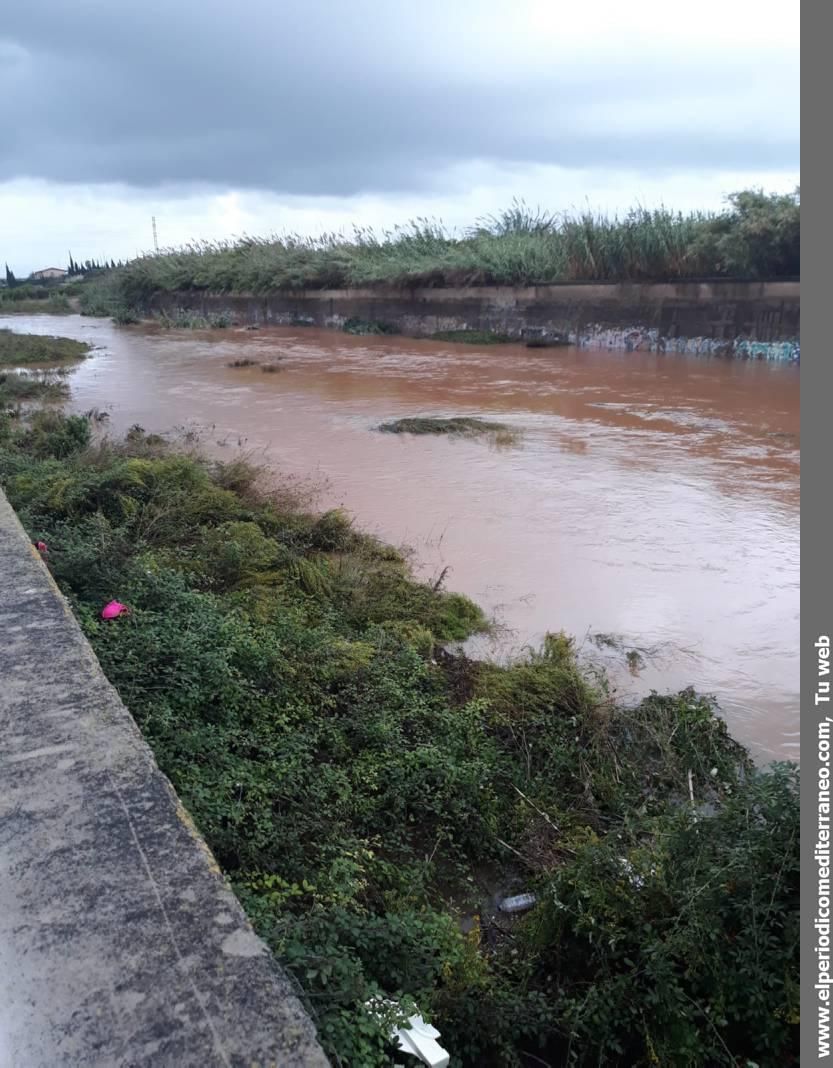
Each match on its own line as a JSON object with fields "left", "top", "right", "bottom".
{"left": 101, "top": 600, "right": 129, "bottom": 620}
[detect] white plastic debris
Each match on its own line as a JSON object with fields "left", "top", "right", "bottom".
{"left": 619, "top": 858, "right": 645, "bottom": 888}
{"left": 498, "top": 892, "right": 537, "bottom": 913}
{"left": 366, "top": 999, "right": 451, "bottom": 1068}
{"left": 619, "top": 857, "right": 657, "bottom": 888}
{"left": 393, "top": 1014, "right": 451, "bottom": 1068}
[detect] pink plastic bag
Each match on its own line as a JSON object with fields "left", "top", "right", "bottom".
{"left": 101, "top": 600, "right": 129, "bottom": 621}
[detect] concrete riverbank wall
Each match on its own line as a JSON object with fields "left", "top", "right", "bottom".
{"left": 150, "top": 280, "right": 800, "bottom": 360}
{"left": 0, "top": 490, "right": 328, "bottom": 1067}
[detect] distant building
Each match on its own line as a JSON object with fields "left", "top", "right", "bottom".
{"left": 30, "top": 267, "right": 67, "bottom": 281}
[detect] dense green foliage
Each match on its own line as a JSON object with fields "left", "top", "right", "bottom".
{"left": 77, "top": 270, "right": 130, "bottom": 318}
{"left": 1, "top": 282, "right": 54, "bottom": 303}
{"left": 89, "top": 189, "right": 798, "bottom": 313}
{"left": 0, "top": 332, "right": 799, "bottom": 1065}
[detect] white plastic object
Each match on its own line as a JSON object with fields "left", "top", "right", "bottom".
{"left": 393, "top": 1014, "right": 450, "bottom": 1068}
{"left": 498, "top": 892, "right": 537, "bottom": 913}
{"left": 365, "top": 999, "right": 451, "bottom": 1068}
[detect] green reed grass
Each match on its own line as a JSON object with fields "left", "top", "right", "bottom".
{"left": 101, "top": 189, "right": 798, "bottom": 312}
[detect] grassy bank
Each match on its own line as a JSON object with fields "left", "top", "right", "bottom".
{"left": 0, "top": 328, "right": 89, "bottom": 365}
{"left": 88, "top": 189, "right": 799, "bottom": 316}
{"left": 0, "top": 333, "right": 799, "bottom": 1067}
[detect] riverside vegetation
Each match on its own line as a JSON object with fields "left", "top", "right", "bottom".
{"left": 0, "top": 334, "right": 799, "bottom": 1067}
{"left": 0, "top": 329, "right": 90, "bottom": 407}
{"left": 0, "top": 282, "right": 72, "bottom": 315}
{"left": 76, "top": 189, "right": 799, "bottom": 323}
{"left": 0, "top": 328, "right": 89, "bottom": 366}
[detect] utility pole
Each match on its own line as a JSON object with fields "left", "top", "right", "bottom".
{"left": 151, "top": 216, "right": 159, "bottom": 252}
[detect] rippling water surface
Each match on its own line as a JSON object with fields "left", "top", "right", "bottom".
{"left": 5, "top": 315, "right": 800, "bottom": 760}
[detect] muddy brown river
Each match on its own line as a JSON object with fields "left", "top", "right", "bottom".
{"left": 4, "top": 314, "right": 800, "bottom": 761}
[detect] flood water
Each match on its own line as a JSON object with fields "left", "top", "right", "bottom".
{"left": 4, "top": 315, "right": 800, "bottom": 761}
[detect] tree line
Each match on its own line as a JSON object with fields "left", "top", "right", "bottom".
{"left": 66, "top": 255, "right": 125, "bottom": 276}
{"left": 2, "top": 256, "right": 126, "bottom": 288}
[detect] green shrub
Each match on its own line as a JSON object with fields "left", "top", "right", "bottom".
{"left": 522, "top": 764, "right": 799, "bottom": 1066}
{"left": 20, "top": 410, "right": 92, "bottom": 458}
{"left": 691, "top": 189, "right": 801, "bottom": 278}
{"left": 78, "top": 273, "right": 130, "bottom": 318}
{"left": 0, "top": 283, "right": 52, "bottom": 303}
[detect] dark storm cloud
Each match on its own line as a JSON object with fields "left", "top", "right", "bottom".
{"left": 0, "top": 0, "right": 799, "bottom": 195}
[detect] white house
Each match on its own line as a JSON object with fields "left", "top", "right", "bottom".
{"left": 30, "top": 267, "right": 68, "bottom": 281}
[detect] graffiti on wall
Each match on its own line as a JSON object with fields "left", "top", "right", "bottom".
{"left": 576, "top": 326, "right": 800, "bottom": 362}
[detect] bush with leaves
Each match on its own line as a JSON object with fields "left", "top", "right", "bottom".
{"left": 691, "top": 189, "right": 800, "bottom": 278}
{"left": 518, "top": 764, "right": 799, "bottom": 1066}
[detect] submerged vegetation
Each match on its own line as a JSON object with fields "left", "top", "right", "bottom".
{"left": 0, "top": 329, "right": 89, "bottom": 366}
{"left": 112, "top": 308, "right": 141, "bottom": 325}
{"left": 431, "top": 329, "right": 512, "bottom": 345}
{"left": 378, "top": 416, "right": 519, "bottom": 446}
{"left": 156, "top": 308, "right": 232, "bottom": 329}
{"left": 343, "top": 317, "right": 398, "bottom": 336}
{"left": 83, "top": 189, "right": 799, "bottom": 316}
{"left": 0, "top": 330, "right": 800, "bottom": 1066}
{"left": 0, "top": 369, "right": 70, "bottom": 407}
{"left": 0, "top": 330, "right": 89, "bottom": 411}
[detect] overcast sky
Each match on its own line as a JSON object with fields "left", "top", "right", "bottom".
{"left": 1, "top": 0, "right": 800, "bottom": 273}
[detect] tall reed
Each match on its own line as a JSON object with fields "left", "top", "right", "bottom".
{"left": 100, "top": 188, "right": 800, "bottom": 306}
